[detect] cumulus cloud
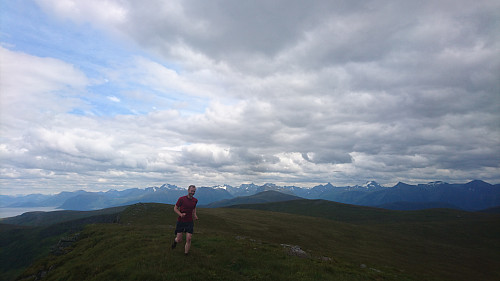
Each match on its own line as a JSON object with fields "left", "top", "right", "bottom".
{"left": 0, "top": 47, "right": 88, "bottom": 118}
{"left": 1, "top": 0, "right": 499, "bottom": 194}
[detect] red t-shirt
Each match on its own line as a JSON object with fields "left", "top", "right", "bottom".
{"left": 175, "top": 195, "right": 198, "bottom": 222}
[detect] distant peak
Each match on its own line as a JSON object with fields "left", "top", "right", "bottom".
{"left": 465, "top": 180, "right": 491, "bottom": 187}
{"left": 427, "top": 181, "right": 447, "bottom": 186}
{"left": 394, "top": 182, "right": 412, "bottom": 188}
{"left": 362, "top": 181, "right": 381, "bottom": 188}
{"left": 158, "top": 184, "right": 181, "bottom": 190}
{"left": 468, "top": 179, "right": 487, "bottom": 184}
{"left": 213, "top": 185, "right": 229, "bottom": 190}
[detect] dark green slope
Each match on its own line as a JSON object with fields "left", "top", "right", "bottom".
{"left": 204, "top": 190, "right": 302, "bottom": 208}
{"left": 1, "top": 211, "right": 123, "bottom": 281}
{"left": 228, "top": 199, "right": 487, "bottom": 224}
{"left": 15, "top": 203, "right": 409, "bottom": 281}
{"left": 0, "top": 206, "right": 128, "bottom": 227}
{"left": 229, "top": 199, "right": 500, "bottom": 280}
{"left": 8, "top": 202, "right": 500, "bottom": 281}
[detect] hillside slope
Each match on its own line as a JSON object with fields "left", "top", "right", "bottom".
{"left": 204, "top": 190, "right": 302, "bottom": 208}
{"left": 9, "top": 202, "right": 500, "bottom": 281}
{"left": 0, "top": 206, "right": 127, "bottom": 227}
{"left": 0, "top": 211, "right": 122, "bottom": 281}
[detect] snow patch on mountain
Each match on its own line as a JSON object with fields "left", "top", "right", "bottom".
{"left": 213, "top": 185, "right": 229, "bottom": 190}
{"left": 362, "top": 181, "right": 382, "bottom": 189}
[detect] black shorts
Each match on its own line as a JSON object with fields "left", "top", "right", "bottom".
{"left": 175, "top": 221, "right": 194, "bottom": 234}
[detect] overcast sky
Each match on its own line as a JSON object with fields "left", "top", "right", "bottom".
{"left": 1, "top": 0, "right": 499, "bottom": 195}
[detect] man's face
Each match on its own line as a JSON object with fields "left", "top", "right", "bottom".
{"left": 188, "top": 187, "right": 196, "bottom": 197}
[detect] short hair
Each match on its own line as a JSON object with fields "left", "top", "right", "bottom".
{"left": 188, "top": 185, "right": 196, "bottom": 190}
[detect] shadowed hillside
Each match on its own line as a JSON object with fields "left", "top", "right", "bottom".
{"left": 0, "top": 206, "right": 128, "bottom": 227}
{"left": 4, "top": 202, "right": 500, "bottom": 281}
{"left": 204, "top": 190, "right": 302, "bottom": 208}
{"left": 0, "top": 211, "right": 123, "bottom": 281}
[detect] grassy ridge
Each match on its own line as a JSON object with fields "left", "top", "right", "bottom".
{"left": 228, "top": 199, "right": 484, "bottom": 224}
{"left": 10, "top": 201, "right": 500, "bottom": 280}
{"left": 0, "top": 206, "right": 128, "bottom": 227}
{"left": 0, "top": 205, "right": 127, "bottom": 280}
{"left": 0, "top": 212, "right": 122, "bottom": 281}
{"left": 0, "top": 225, "right": 58, "bottom": 281}
{"left": 229, "top": 200, "right": 500, "bottom": 280}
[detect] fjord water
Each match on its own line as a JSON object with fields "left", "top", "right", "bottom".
{"left": 0, "top": 207, "right": 62, "bottom": 219}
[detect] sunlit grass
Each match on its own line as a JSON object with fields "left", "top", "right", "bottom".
{"left": 11, "top": 202, "right": 500, "bottom": 281}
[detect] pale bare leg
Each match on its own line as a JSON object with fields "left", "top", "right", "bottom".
{"left": 175, "top": 232, "right": 183, "bottom": 244}
{"left": 185, "top": 233, "right": 193, "bottom": 254}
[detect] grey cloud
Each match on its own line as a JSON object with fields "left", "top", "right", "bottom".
{"left": 302, "top": 151, "right": 352, "bottom": 165}
{"left": 2, "top": 0, "right": 499, "bottom": 195}
{"left": 231, "top": 148, "right": 280, "bottom": 166}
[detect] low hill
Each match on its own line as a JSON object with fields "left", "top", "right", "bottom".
{"left": 0, "top": 206, "right": 127, "bottom": 227}
{"left": 4, "top": 202, "right": 500, "bottom": 281}
{"left": 376, "top": 201, "right": 462, "bottom": 211}
{"left": 228, "top": 199, "right": 487, "bottom": 225}
{"left": 0, "top": 210, "right": 123, "bottom": 281}
{"left": 480, "top": 206, "right": 500, "bottom": 213}
{"left": 204, "top": 190, "right": 302, "bottom": 208}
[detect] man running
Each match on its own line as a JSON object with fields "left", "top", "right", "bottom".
{"left": 171, "top": 185, "right": 198, "bottom": 255}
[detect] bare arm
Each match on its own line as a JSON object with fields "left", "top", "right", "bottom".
{"left": 193, "top": 208, "right": 198, "bottom": 220}
{"left": 174, "top": 205, "right": 185, "bottom": 217}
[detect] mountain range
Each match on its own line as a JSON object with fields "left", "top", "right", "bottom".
{"left": 1, "top": 180, "right": 499, "bottom": 212}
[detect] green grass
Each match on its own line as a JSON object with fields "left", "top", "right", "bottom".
{"left": 0, "top": 211, "right": 122, "bottom": 281}
{"left": 32, "top": 225, "right": 388, "bottom": 281}
{"left": 0, "top": 224, "right": 62, "bottom": 281}
{"left": 229, "top": 200, "right": 500, "bottom": 280}
{"left": 228, "top": 199, "right": 483, "bottom": 224}
{"left": 9, "top": 202, "right": 500, "bottom": 281}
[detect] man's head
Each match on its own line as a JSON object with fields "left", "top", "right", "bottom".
{"left": 188, "top": 185, "right": 196, "bottom": 198}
